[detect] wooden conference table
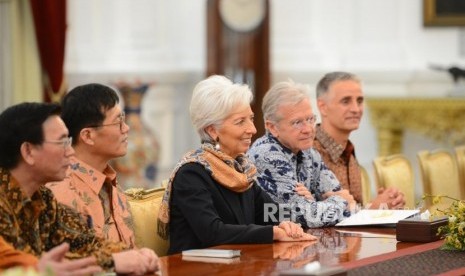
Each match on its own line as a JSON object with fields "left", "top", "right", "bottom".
{"left": 157, "top": 227, "right": 429, "bottom": 275}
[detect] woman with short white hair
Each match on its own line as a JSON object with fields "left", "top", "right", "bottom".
{"left": 158, "top": 75, "right": 316, "bottom": 254}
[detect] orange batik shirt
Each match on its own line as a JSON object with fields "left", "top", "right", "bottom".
{"left": 0, "top": 236, "right": 38, "bottom": 271}
{"left": 47, "top": 157, "right": 136, "bottom": 248}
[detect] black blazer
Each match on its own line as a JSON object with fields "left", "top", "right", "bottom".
{"left": 168, "top": 162, "right": 277, "bottom": 254}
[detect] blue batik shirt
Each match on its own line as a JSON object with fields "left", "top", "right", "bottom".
{"left": 247, "top": 133, "right": 350, "bottom": 228}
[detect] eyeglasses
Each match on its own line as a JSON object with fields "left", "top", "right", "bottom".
{"left": 290, "top": 114, "right": 318, "bottom": 130}
{"left": 43, "top": 137, "right": 73, "bottom": 150}
{"left": 89, "top": 112, "right": 126, "bottom": 132}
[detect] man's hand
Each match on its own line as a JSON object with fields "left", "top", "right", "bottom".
{"left": 37, "top": 243, "right": 102, "bottom": 276}
{"left": 113, "top": 248, "right": 159, "bottom": 275}
{"left": 371, "top": 187, "right": 405, "bottom": 209}
{"left": 323, "top": 189, "right": 356, "bottom": 210}
{"left": 138, "top": 247, "right": 159, "bottom": 272}
{"left": 295, "top": 183, "right": 314, "bottom": 201}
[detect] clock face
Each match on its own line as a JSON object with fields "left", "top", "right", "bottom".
{"left": 219, "top": 0, "right": 266, "bottom": 32}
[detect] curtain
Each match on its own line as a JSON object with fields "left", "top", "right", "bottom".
{"left": 30, "top": 0, "right": 67, "bottom": 103}
{"left": 2, "top": 0, "right": 42, "bottom": 107}
{"left": 0, "top": 0, "right": 13, "bottom": 110}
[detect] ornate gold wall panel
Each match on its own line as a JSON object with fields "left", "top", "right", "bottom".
{"left": 367, "top": 98, "right": 465, "bottom": 156}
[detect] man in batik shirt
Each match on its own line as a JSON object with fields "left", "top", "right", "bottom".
{"left": 248, "top": 80, "right": 355, "bottom": 228}
{"left": 0, "top": 102, "right": 158, "bottom": 274}
{"left": 47, "top": 83, "right": 135, "bottom": 247}
{"left": 314, "top": 71, "right": 404, "bottom": 209}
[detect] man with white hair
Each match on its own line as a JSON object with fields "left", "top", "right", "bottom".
{"left": 248, "top": 80, "right": 355, "bottom": 228}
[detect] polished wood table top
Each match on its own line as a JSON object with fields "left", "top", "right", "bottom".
{"left": 158, "top": 227, "right": 423, "bottom": 276}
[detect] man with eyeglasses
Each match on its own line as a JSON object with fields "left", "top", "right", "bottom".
{"left": 47, "top": 83, "right": 137, "bottom": 248}
{"left": 314, "top": 71, "right": 405, "bottom": 209}
{"left": 248, "top": 80, "right": 355, "bottom": 228}
{"left": 0, "top": 102, "right": 158, "bottom": 274}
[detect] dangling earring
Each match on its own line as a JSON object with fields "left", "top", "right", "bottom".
{"left": 215, "top": 137, "right": 221, "bottom": 151}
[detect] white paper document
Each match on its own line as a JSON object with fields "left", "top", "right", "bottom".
{"left": 181, "top": 249, "right": 241, "bottom": 258}
{"left": 335, "top": 229, "right": 396, "bottom": 239}
{"left": 182, "top": 255, "right": 241, "bottom": 264}
{"left": 335, "top": 209, "right": 419, "bottom": 227}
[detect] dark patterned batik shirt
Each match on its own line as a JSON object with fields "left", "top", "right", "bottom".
{"left": 248, "top": 133, "right": 349, "bottom": 228}
{"left": 0, "top": 167, "right": 128, "bottom": 270}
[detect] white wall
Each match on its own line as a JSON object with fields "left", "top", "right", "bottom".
{"left": 65, "top": 0, "right": 465, "bottom": 198}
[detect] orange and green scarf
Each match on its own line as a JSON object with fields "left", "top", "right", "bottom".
{"left": 157, "top": 142, "right": 256, "bottom": 240}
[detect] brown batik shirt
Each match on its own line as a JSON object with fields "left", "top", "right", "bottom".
{"left": 0, "top": 167, "right": 128, "bottom": 270}
{"left": 313, "top": 125, "right": 363, "bottom": 204}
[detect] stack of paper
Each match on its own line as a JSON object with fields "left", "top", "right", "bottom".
{"left": 182, "top": 249, "right": 241, "bottom": 264}
{"left": 335, "top": 209, "right": 419, "bottom": 227}
{"left": 182, "top": 249, "right": 241, "bottom": 258}
{"left": 182, "top": 255, "right": 241, "bottom": 264}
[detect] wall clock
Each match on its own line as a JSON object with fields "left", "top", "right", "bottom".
{"left": 219, "top": 0, "right": 266, "bottom": 32}
{"left": 207, "top": 0, "right": 270, "bottom": 138}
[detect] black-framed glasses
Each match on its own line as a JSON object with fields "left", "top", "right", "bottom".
{"left": 89, "top": 112, "right": 126, "bottom": 132}
{"left": 43, "top": 137, "right": 73, "bottom": 150}
{"left": 290, "top": 114, "right": 318, "bottom": 130}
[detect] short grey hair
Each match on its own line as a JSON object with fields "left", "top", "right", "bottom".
{"left": 316, "top": 71, "right": 361, "bottom": 99}
{"left": 262, "top": 79, "right": 311, "bottom": 122}
{"left": 190, "top": 75, "right": 253, "bottom": 142}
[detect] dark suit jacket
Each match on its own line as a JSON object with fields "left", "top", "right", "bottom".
{"left": 168, "top": 163, "right": 277, "bottom": 254}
